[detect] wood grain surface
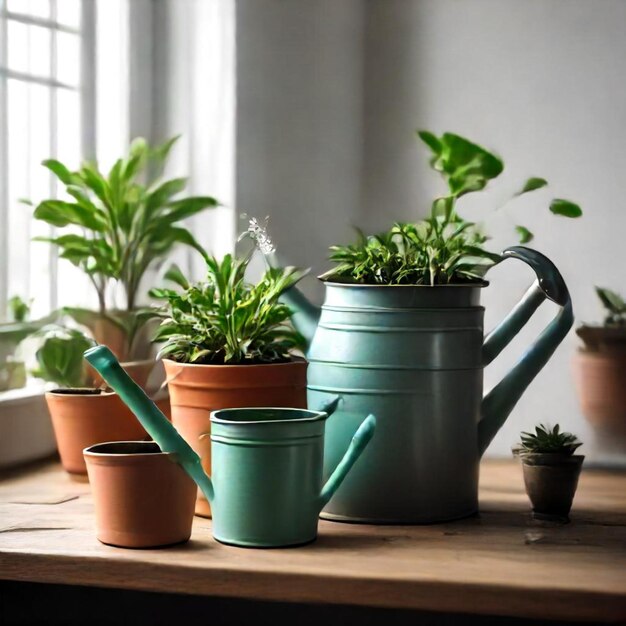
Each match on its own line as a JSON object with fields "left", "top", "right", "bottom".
{"left": 0, "top": 460, "right": 624, "bottom": 623}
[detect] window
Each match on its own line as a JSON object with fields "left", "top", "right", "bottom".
{"left": 0, "top": 0, "right": 93, "bottom": 321}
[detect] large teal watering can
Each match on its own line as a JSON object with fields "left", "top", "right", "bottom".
{"left": 267, "top": 246, "right": 574, "bottom": 523}
{"left": 84, "top": 346, "right": 376, "bottom": 547}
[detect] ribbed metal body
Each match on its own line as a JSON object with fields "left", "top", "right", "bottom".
{"left": 308, "top": 283, "right": 485, "bottom": 523}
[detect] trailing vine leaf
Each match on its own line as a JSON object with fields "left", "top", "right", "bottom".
{"left": 515, "top": 226, "right": 534, "bottom": 244}
{"left": 550, "top": 198, "right": 583, "bottom": 218}
{"left": 516, "top": 177, "right": 548, "bottom": 196}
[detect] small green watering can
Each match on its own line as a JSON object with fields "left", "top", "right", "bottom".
{"left": 84, "top": 346, "right": 376, "bottom": 548}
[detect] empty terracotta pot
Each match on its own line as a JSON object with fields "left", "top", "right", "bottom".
{"left": 164, "top": 358, "right": 307, "bottom": 517}
{"left": 573, "top": 349, "right": 626, "bottom": 435}
{"left": 46, "top": 389, "right": 148, "bottom": 478}
{"left": 84, "top": 441, "right": 196, "bottom": 548}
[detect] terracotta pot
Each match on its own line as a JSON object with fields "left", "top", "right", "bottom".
{"left": 573, "top": 349, "right": 626, "bottom": 435}
{"left": 522, "top": 454, "right": 584, "bottom": 522}
{"left": 46, "top": 389, "right": 148, "bottom": 478}
{"left": 163, "top": 358, "right": 307, "bottom": 517}
{"left": 90, "top": 358, "right": 156, "bottom": 391}
{"left": 84, "top": 441, "right": 196, "bottom": 548}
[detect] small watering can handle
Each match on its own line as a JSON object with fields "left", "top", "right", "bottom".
{"left": 478, "top": 247, "right": 573, "bottom": 456}
{"left": 318, "top": 414, "right": 376, "bottom": 510}
{"left": 83, "top": 346, "right": 214, "bottom": 502}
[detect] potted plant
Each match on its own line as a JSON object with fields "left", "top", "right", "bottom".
{"left": 24, "top": 135, "right": 218, "bottom": 388}
{"left": 573, "top": 287, "right": 626, "bottom": 437}
{"left": 515, "top": 424, "right": 584, "bottom": 522}
{"left": 33, "top": 326, "right": 146, "bottom": 479}
{"left": 150, "top": 253, "right": 308, "bottom": 516}
{"left": 0, "top": 296, "right": 36, "bottom": 391}
{"left": 255, "top": 130, "right": 583, "bottom": 524}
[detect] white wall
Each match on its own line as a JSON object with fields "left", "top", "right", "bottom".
{"left": 236, "top": 0, "right": 624, "bottom": 464}
{"left": 236, "top": 0, "right": 365, "bottom": 299}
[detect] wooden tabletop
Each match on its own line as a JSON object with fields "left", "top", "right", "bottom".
{"left": 0, "top": 459, "right": 624, "bottom": 623}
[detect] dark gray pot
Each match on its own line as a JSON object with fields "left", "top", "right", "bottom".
{"left": 522, "top": 454, "right": 584, "bottom": 522}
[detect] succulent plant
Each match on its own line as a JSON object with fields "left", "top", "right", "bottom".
{"left": 517, "top": 424, "right": 582, "bottom": 456}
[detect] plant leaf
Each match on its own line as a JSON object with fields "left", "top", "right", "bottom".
{"left": 516, "top": 177, "right": 548, "bottom": 196}
{"left": 515, "top": 225, "right": 534, "bottom": 244}
{"left": 550, "top": 198, "right": 583, "bottom": 218}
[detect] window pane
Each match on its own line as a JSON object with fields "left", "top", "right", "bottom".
{"left": 27, "top": 84, "right": 53, "bottom": 317}
{"left": 7, "top": 21, "right": 29, "bottom": 75}
{"left": 30, "top": 24, "right": 52, "bottom": 78}
{"left": 56, "top": 0, "right": 81, "bottom": 29}
{"left": 56, "top": 88, "right": 80, "bottom": 168}
{"left": 56, "top": 31, "right": 80, "bottom": 85}
{"left": 7, "top": 0, "right": 51, "bottom": 19}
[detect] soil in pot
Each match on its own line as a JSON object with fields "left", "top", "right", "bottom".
{"left": 84, "top": 441, "right": 196, "bottom": 548}
{"left": 46, "top": 389, "right": 148, "bottom": 478}
{"left": 164, "top": 358, "right": 307, "bottom": 517}
{"left": 522, "top": 454, "right": 584, "bottom": 522}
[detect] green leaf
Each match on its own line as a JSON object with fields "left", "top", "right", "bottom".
{"left": 516, "top": 177, "right": 548, "bottom": 195}
{"left": 550, "top": 198, "right": 582, "bottom": 218}
{"left": 416, "top": 130, "right": 442, "bottom": 155}
{"left": 515, "top": 225, "right": 534, "bottom": 244}
{"left": 34, "top": 200, "right": 107, "bottom": 231}
{"left": 42, "top": 159, "right": 78, "bottom": 186}
{"left": 163, "top": 264, "right": 190, "bottom": 290}
{"left": 595, "top": 287, "right": 626, "bottom": 315}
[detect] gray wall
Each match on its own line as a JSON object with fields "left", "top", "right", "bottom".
{"left": 235, "top": 0, "right": 624, "bottom": 463}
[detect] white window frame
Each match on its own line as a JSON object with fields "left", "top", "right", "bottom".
{"left": 0, "top": 0, "right": 96, "bottom": 319}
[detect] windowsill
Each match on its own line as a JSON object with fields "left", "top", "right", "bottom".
{"left": 0, "top": 381, "right": 47, "bottom": 405}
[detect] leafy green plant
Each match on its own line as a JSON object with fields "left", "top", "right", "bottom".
{"left": 517, "top": 424, "right": 582, "bottom": 456}
{"left": 25, "top": 136, "right": 217, "bottom": 313}
{"left": 32, "top": 326, "right": 95, "bottom": 388}
{"left": 595, "top": 287, "right": 626, "bottom": 327}
{"left": 8, "top": 295, "right": 30, "bottom": 323}
{"left": 323, "top": 131, "right": 582, "bottom": 285}
{"left": 150, "top": 254, "right": 306, "bottom": 365}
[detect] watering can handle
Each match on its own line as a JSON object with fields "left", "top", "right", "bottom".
{"left": 318, "top": 414, "right": 376, "bottom": 510}
{"left": 478, "top": 247, "right": 573, "bottom": 456}
{"left": 83, "top": 346, "right": 215, "bottom": 502}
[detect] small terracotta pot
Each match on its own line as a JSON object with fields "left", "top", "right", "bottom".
{"left": 84, "top": 441, "right": 196, "bottom": 548}
{"left": 573, "top": 349, "right": 626, "bottom": 436}
{"left": 90, "top": 358, "right": 156, "bottom": 391}
{"left": 164, "top": 358, "right": 307, "bottom": 517}
{"left": 522, "top": 454, "right": 584, "bottom": 522}
{"left": 46, "top": 389, "right": 148, "bottom": 478}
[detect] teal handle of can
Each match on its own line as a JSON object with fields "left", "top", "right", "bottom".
{"left": 478, "top": 247, "right": 573, "bottom": 456}
{"left": 84, "top": 345, "right": 215, "bottom": 502}
{"left": 318, "top": 414, "right": 376, "bottom": 510}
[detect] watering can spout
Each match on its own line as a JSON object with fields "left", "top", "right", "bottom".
{"left": 318, "top": 414, "right": 376, "bottom": 511}
{"left": 84, "top": 345, "right": 215, "bottom": 503}
{"left": 265, "top": 251, "right": 321, "bottom": 348}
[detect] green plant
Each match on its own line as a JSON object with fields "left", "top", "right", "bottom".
{"left": 32, "top": 326, "right": 95, "bottom": 388}
{"left": 323, "top": 131, "right": 582, "bottom": 285}
{"left": 595, "top": 287, "right": 626, "bottom": 327}
{"left": 8, "top": 295, "right": 30, "bottom": 323}
{"left": 25, "top": 136, "right": 217, "bottom": 312}
{"left": 517, "top": 424, "right": 582, "bottom": 456}
{"left": 150, "top": 254, "right": 306, "bottom": 365}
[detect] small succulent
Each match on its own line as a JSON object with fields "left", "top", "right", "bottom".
{"left": 516, "top": 424, "right": 582, "bottom": 456}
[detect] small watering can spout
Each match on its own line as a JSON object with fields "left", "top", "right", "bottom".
{"left": 84, "top": 346, "right": 215, "bottom": 503}
{"left": 265, "top": 250, "right": 321, "bottom": 348}
{"left": 318, "top": 414, "right": 376, "bottom": 511}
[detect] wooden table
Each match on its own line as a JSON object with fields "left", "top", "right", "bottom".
{"left": 0, "top": 460, "right": 625, "bottom": 624}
